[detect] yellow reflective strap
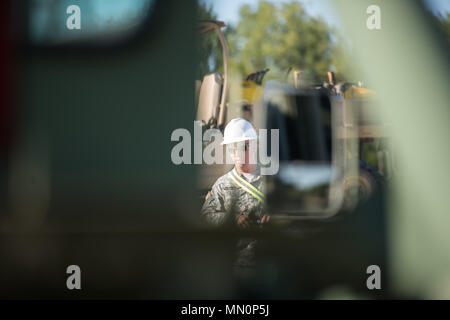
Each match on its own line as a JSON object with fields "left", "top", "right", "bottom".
{"left": 232, "top": 169, "right": 264, "bottom": 197}
{"left": 230, "top": 173, "right": 264, "bottom": 204}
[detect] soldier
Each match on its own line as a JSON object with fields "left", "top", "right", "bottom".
{"left": 201, "top": 118, "right": 270, "bottom": 272}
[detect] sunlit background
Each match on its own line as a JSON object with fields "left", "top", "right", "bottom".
{"left": 198, "top": 0, "right": 449, "bottom": 84}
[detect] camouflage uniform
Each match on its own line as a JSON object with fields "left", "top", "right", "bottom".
{"left": 201, "top": 167, "right": 265, "bottom": 269}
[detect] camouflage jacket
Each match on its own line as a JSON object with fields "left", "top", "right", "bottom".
{"left": 201, "top": 167, "right": 265, "bottom": 268}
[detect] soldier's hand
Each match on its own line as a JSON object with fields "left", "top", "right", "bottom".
{"left": 260, "top": 214, "right": 271, "bottom": 224}
{"left": 237, "top": 214, "right": 251, "bottom": 229}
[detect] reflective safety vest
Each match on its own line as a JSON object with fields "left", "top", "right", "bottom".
{"left": 229, "top": 169, "right": 265, "bottom": 203}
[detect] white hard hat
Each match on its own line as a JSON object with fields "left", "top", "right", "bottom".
{"left": 221, "top": 118, "right": 258, "bottom": 145}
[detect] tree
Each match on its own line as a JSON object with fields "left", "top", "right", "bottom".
{"left": 228, "top": 1, "right": 342, "bottom": 83}
{"left": 197, "top": 0, "right": 355, "bottom": 84}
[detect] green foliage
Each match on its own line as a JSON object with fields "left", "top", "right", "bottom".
{"left": 197, "top": 0, "right": 355, "bottom": 83}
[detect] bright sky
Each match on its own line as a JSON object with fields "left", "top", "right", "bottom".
{"left": 200, "top": 0, "right": 339, "bottom": 27}
{"left": 426, "top": 0, "right": 450, "bottom": 15}
{"left": 200, "top": 0, "right": 450, "bottom": 29}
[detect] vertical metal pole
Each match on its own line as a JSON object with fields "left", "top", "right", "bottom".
{"left": 215, "top": 26, "right": 229, "bottom": 128}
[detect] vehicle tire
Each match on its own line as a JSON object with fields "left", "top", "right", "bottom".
{"left": 342, "top": 160, "right": 385, "bottom": 211}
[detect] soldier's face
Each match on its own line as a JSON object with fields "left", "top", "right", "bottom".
{"left": 232, "top": 141, "right": 257, "bottom": 173}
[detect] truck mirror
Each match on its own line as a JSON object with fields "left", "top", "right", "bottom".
{"left": 259, "top": 81, "right": 344, "bottom": 218}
